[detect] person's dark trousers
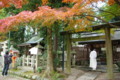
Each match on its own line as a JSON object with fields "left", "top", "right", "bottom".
{"left": 2, "top": 63, "right": 10, "bottom": 76}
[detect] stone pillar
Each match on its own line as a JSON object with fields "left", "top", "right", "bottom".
{"left": 72, "top": 55, "right": 76, "bottom": 67}
{"left": 22, "top": 55, "right": 25, "bottom": 66}
{"left": 1, "top": 40, "right": 8, "bottom": 66}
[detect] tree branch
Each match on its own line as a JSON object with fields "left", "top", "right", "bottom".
{"left": 89, "top": 0, "right": 117, "bottom": 17}
{"left": 82, "top": 14, "right": 119, "bottom": 28}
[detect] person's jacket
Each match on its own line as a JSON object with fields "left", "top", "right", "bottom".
{"left": 4, "top": 54, "right": 11, "bottom": 64}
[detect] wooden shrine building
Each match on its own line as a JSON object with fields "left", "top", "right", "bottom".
{"left": 73, "top": 30, "right": 120, "bottom": 66}
{"left": 61, "top": 21, "right": 120, "bottom": 80}
{"left": 18, "top": 35, "right": 45, "bottom": 71}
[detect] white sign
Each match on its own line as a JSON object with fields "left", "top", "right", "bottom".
{"left": 29, "top": 47, "right": 38, "bottom": 55}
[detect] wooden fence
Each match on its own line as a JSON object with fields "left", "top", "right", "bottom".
{"left": 22, "top": 55, "right": 46, "bottom": 70}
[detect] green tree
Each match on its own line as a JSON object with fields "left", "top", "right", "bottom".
{"left": 98, "top": 3, "right": 120, "bottom": 22}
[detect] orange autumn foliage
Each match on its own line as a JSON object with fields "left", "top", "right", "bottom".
{"left": 0, "top": 0, "right": 119, "bottom": 33}
{"left": 0, "top": 4, "right": 94, "bottom": 32}
{"left": 0, "top": 0, "right": 118, "bottom": 8}
{"left": 62, "top": 0, "right": 118, "bottom": 5}
{"left": 42, "top": 0, "right": 48, "bottom": 5}
{"left": 0, "top": 0, "right": 28, "bottom": 8}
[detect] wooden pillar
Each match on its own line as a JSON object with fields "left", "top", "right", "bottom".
{"left": 36, "top": 55, "right": 38, "bottom": 70}
{"left": 66, "top": 33, "right": 72, "bottom": 74}
{"left": 33, "top": 55, "right": 36, "bottom": 72}
{"left": 104, "top": 27, "right": 114, "bottom": 80}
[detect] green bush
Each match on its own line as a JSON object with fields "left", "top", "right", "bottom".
{"left": 37, "top": 67, "right": 42, "bottom": 73}
{"left": 50, "top": 72, "right": 64, "bottom": 80}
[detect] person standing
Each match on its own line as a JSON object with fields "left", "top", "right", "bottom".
{"left": 2, "top": 51, "right": 12, "bottom": 76}
{"left": 89, "top": 48, "right": 97, "bottom": 70}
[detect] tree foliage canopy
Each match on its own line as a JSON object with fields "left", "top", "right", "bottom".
{"left": 0, "top": 0, "right": 120, "bottom": 33}
{"left": 98, "top": 3, "right": 120, "bottom": 21}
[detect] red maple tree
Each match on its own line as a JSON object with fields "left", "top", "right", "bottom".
{"left": 0, "top": 0, "right": 119, "bottom": 32}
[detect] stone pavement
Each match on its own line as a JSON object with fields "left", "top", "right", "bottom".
{"left": 65, "top": 68, "right": 120, "bottom": 80}
{"left": 64, "top": 68, "right": 85, "bottom": 80}
{"left": 0, "top": 72, "right": 30, "bottom": 80}
{"left": 76, "top": 72, "right": 101, "bottom": 80}
{"left": 64, "top": 68, "right": 101, "bottom": 80}
{"left": 95, "top": 73, "right": 120, "bottom": 80}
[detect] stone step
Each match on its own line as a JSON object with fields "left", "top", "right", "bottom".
{"left": 65, "top": 76, "right": 76, "bottom": 80}
{"left": 65, "top": 69, "right": 85, "bottom": 80}
{"left": 76, "top": 72, "right": 101, "bottom": 80}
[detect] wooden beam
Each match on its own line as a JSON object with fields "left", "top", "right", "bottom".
{"left": 72, "top": 36, "right": 105, "bottom": 42}
{"left": 104, "top": 27, "right": 114, "bottom": 80}
{"left": 60, "top": 21, "right": 120, "bottom": 35}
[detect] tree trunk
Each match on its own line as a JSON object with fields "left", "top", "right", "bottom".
{"left": 46, "top": 28, "right": 54, "bottom": 74}
{"left": 53, "top": 33, "right": 58, "bottom": 71}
